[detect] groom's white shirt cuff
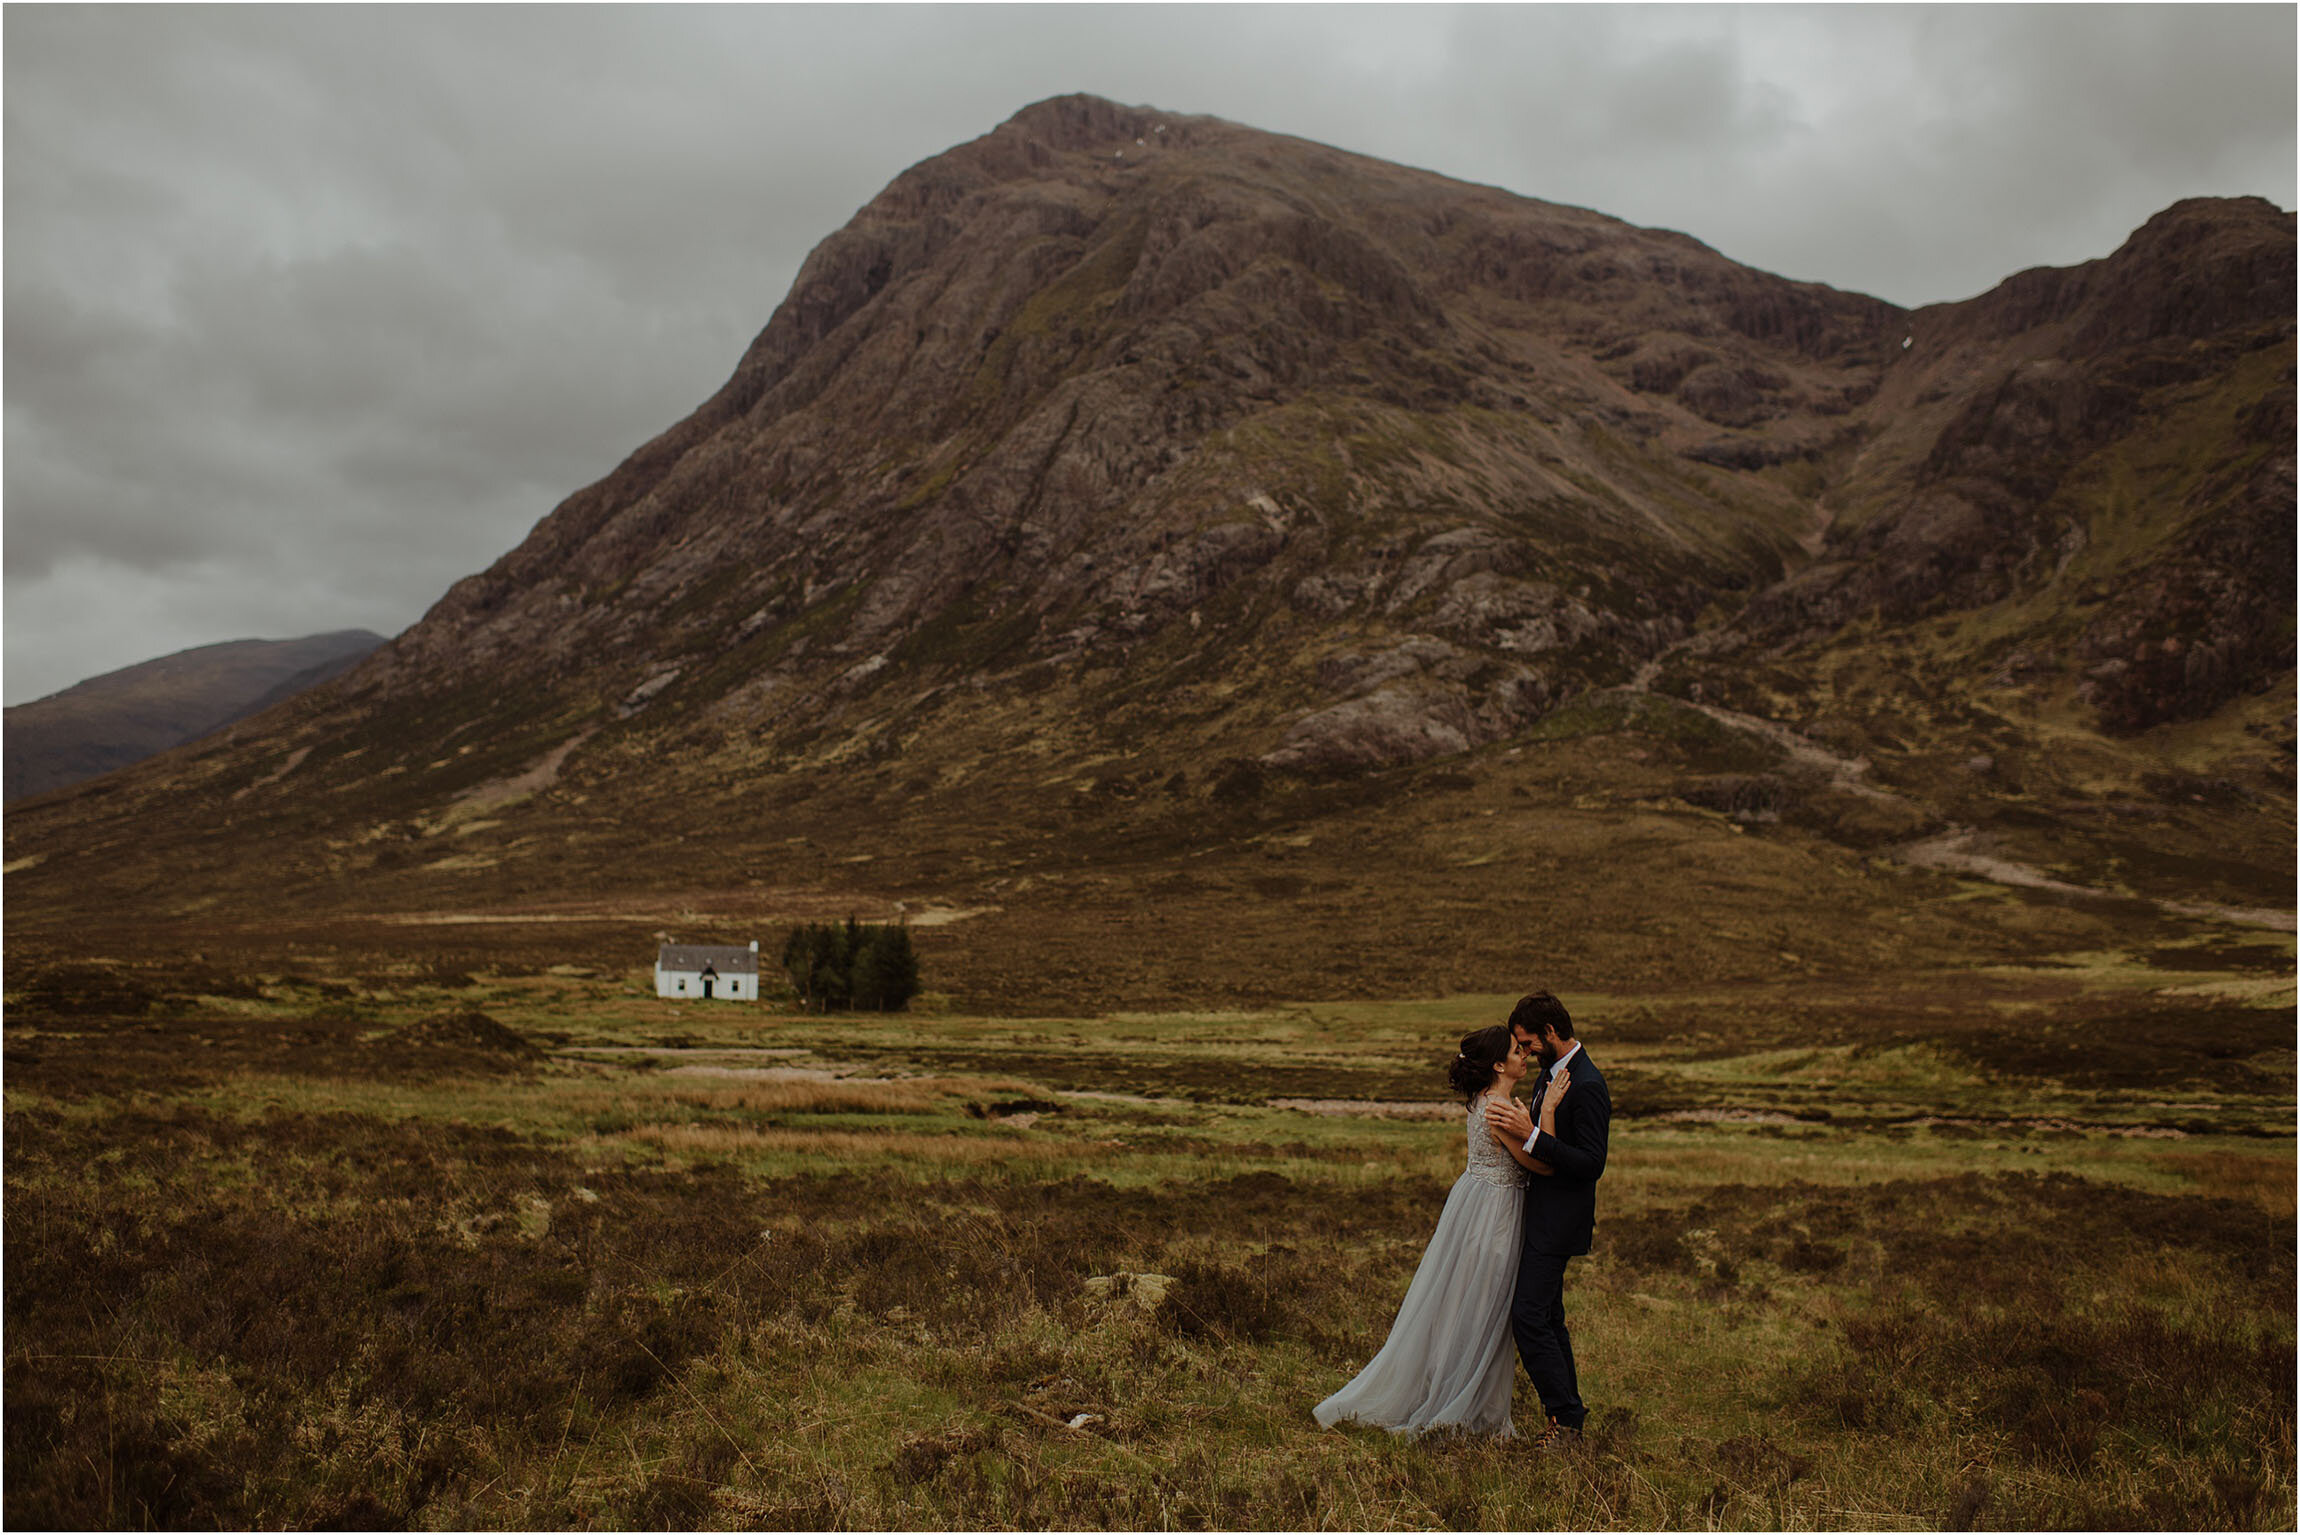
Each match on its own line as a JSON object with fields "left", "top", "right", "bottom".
{"left": 1523, "top": 1045, "right": 1581, "bottom": 1153}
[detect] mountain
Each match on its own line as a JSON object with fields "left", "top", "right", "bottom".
{"left": 4, "top": 97, "right": 2289, "bottom": 1008}
{"left": 1738, "top": 196, "right": 2294, "bottom": 731}
{"left": 363, "top": 96, "right": 1910, "bottom": 770}
{"left": 4, "top": 630, "right": 384, "bottom": 803}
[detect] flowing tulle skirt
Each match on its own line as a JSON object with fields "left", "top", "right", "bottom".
{"left": 1313, "top": 1171, "right": 1523, "bottom": 1437}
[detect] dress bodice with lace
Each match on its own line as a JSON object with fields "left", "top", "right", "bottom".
{"left": 1465, "top": 1091, "right": 1529, "bottom": 1190}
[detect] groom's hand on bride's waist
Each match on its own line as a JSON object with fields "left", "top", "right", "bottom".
{"left": 1484, "top": 1097, "right": 1534, "bottom": 1141}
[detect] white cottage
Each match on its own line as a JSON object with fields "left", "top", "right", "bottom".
{"left": 655, "top": 940, "right": 761, "bottom": 1001}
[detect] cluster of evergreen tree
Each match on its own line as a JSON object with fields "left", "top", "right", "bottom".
{"left": 780, "top": 918, "right": 921, "bottom": 1012}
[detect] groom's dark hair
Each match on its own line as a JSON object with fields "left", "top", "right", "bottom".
{"left": 1508, "top": 992, "right": 1573, "bottom": 1041}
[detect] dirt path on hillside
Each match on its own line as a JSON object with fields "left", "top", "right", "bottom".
{"left": 1618, "top": 637, "right": 1899, "bottom": 803}
{"left": 1678, "top": 695, "right": 1903, "bottom": 803}
{"left": 1898, "top": 826, "right": 2110, "bottom": 900}
{"left": 457, "top": 729, "right": 594, "bottom": 807}
{"left": 1605, "top": 665, "right": 2293, "bottom": 931}
{"left": 1902, "top": 827, "right": 2296, "bottom": 932}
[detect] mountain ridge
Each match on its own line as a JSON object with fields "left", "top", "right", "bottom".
{"left": 5, "top": 96, "right": 2288, "bottom": 1007}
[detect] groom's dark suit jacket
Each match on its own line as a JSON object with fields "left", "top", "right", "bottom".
{"left": 1524, "top": 1049, "right": 1610, "bottom": 1256}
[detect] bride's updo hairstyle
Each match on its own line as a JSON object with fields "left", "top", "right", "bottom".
{"left": 1446, "top": 1024, "right": 1513, "bottom": 1101}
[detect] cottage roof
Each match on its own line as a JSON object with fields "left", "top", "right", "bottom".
{"left": 656, "top": 943, "right": 759, "bottom": 976}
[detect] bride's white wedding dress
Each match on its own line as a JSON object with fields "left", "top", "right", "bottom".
{"left": 1313, "top": 1090, "right": 1526, "bottom": 1437}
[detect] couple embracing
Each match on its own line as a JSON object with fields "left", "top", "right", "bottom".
{"left": 1314, "top": 992, "right": 1611, "bottom": 1446}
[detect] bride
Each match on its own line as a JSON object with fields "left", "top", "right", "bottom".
{"left": 1313, "top": 1023, "right": 1569, "bottom": 1437}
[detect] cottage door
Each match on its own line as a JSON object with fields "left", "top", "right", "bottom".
{"left": 701, "top": 965, "right": 717, "bottom": 1000}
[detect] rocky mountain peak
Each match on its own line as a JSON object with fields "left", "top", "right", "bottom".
{"left": 1917, "top": 193, "right": 2292, "bottom": 354}
{"left": 373, "top": 99, "right": 1927, "bottom": 727}
{"left": 995, "top": 92, "right": 1193, "bottom": 154}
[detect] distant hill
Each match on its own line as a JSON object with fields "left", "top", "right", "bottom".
{"left": 4, "top": 630, "right": 384, "bottom": 802}
{"left": 4, "top": 96, "right": 2289, "bottom": 1007}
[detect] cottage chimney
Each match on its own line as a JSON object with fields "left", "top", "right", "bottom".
{"left": 749, "top": 939, "right": 759, "bottom": 953}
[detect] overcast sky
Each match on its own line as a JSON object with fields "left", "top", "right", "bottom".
{"left": 6, "top": 4, "right": 2292, "bottom": 705}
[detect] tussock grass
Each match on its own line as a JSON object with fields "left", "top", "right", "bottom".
{"left": 616, "top": 1123, "right": 1084, "bottom": 1166}
{"left": 6, "top": 976, "right": 2292, "bottom": 1530}
{"left": 660, "top": 1075, "right": 1050, "bottom": 1116}
{"left": 2161, "top": 1146, "right": 2299, "bottom": 1216}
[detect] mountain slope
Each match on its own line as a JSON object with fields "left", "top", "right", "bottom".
{"left": 4, "top": 630, "right": 384, "bottom": 802}
{"left": 4, "top": 98, "right": 2288, "bottom": 1006}
{"left": 1739, "top": 197, "right": 2293, "bottom": 729}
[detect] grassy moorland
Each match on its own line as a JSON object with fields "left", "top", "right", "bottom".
{"left": 5, "top": 940, "right": 2292, "bottom": 1531}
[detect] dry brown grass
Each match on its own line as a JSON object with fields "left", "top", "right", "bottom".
{"left": 614, "top": 1122, "right": 1085, "bottom": 1164}
{"left": 4, "top": 965, "right": 2292, "bottom": 1530}
{"left": 18, "top": 674, "right": 2279, "bottom": 1018}
{"left": 10, "top": 1073, "right": 2288, "bottom": 1530}
{"left": 658, "top": 1075, "right": 1050, "bottom": 1116}
{"left": 2160, "top": 1146, "right": 2298, "bottom": 1216}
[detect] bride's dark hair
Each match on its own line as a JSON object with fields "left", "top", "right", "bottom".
{"left": 1446, "top": 1024, "right": 1513, "bottom": 1101}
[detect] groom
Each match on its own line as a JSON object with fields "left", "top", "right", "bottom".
{"left": 1485, "top": 991, "right": 1610, "bottom": 1446}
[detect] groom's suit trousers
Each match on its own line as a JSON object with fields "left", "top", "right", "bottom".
{"left": 1514, "top": 1053, "right": 1609, "bottom": 1432}
{"left": 1511, "top": 1250, "right": 1584, "bottom": 1430}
